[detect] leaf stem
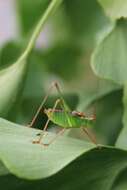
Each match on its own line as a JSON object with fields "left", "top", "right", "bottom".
{"left": 18, "top": 0, "right": 62, "bottom": 63}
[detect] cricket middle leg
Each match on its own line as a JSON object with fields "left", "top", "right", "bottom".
{"left": 82, "top": 127, "right": 99, "bottom": 147}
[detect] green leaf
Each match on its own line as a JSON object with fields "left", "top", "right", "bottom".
{"left": 95, "top": 89, "right": 123, "bottom": 145}
{"left": 0, "top": 43, "right": 45, "bottom": 121}
{"left": 76, "top": 89, "right": 123, "bottom": 145}
{"left": 0, "top": 41, "right": 23, "bottom": 67}
{"left": 111, "top": 169, "right": 127, "bottom": 190}
{"left": 0, "top": 162, "right": 9, "bottom": 176}
{"left": 92, "top": 20, "right": 127, "bottom": 84}
{"left": 78, "top": 79, "right": 120, "bottom": 111}
{"left": 0, "top": 0, "right": 62, "bottom": 118}
{"left": 0, "top": 166, "right": 127, "bottom": 190}
{"left": 0, "top": 59, "right": 27, "bottom": 117}
{"left": 17, "top": 0, "right": 51, "bottom": 36}
{"left": 43, "top": 43, "right": 82, "bottom": 81}
{"left": 1, "top": 118, "right": 127, "bottom": 190}
{"left": 98, "top": 0, "right": 127, "bottom": 20}
{"left": 64, "top": 0, "right": 112, "bottom": 49}
{"left": 116, "top": 85, "right": 127, "bottom": 149}
{"left": 0, "top": 118, "right": 95, "bottom": 180}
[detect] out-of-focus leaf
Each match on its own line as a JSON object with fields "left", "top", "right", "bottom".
{"left": 92, "top": 20, "right": 127, "bottom": 84}
{"left": 48, "top": 5, "right": 71, "bottom": 47}
{"left": 22, "top": 50, "right": 46, "bottom": 98}
{"left": 0, "top": 41, "right": 23, "bottom": 67}
{"left": 0, "top": 41, "right": 27, "bottom": 119}
{"left": 69, "top": 89, "right": 122, "bottom": 145}
{"left": 13, "top": 50, "right": 47, "bottom": 124}
{"left": 1, "top": 166, "right": 127, "bottom": 190}
{"left": 0, "top": 43, "right": 45, "bottom": 122}
{"left": 64, "top": 0, "right": 112, "bottom": 49}
{"left": 0, "top": 118, "right": 95, "bottom": 180}
{"left": 78, "top": 79, "right": 120, "bottom": 111}
{"left": 43, "top": 43, "right": 82, "bottom": 81}
{"left": 111, "top": 168, "right": 127, "bottom": 190}
{"left": 1, "top": 119, "right": 127, "bottom": 190}
{"left": 95, "top": 90, "right": 123, "bottom": 145}
{"left": 98, "top": 0, "right": 127, "bottom": 20}
{"left": 0, "top": 162, "right": 9, "bottom": 176}
{"left": 116, "top": 85, "right": 127, "bottom": 149}
{"left": 0, "top": 0, "right": 62, "bottom": 119}
{"left": 17, "top": 0, "right": 51, "bottom": 36}
{"left": 0, "top": 57, "right": 27, "bottom": 118}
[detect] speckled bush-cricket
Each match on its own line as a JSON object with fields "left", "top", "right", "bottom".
{"left": 29, "top": 82, "right": 97, "bottom": 146}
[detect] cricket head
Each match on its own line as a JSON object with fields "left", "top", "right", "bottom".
{"left": 44, "top": 108, "right": 53, "bottom": 118}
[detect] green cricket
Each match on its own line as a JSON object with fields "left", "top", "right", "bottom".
{"left": 29, "top": 82, "right": 97, "bottom": 146}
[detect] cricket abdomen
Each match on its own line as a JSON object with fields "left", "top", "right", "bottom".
{"left": 45, "top": 109, "right": 94, "bottom": 128}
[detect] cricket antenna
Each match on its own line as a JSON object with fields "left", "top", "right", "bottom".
{"left": 28, "top": 82, "right": 56, "bottom": 128}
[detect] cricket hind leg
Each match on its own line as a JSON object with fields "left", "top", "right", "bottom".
{"left": 82, "top": 127, "right": 99, "bottom": 147}
{"left": 33, "top": 98, "right": 61, "bottom": 144}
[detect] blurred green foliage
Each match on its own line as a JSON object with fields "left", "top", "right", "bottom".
{"left": 0, "top": 0, "right": 127, "bottom": 189}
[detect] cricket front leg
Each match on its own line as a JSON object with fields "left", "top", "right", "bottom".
{"left": 32, "top": 98, "right": 61, "bottom": 144}
{"left": 32, "top": 96, "right": 72, "bottom": 145}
